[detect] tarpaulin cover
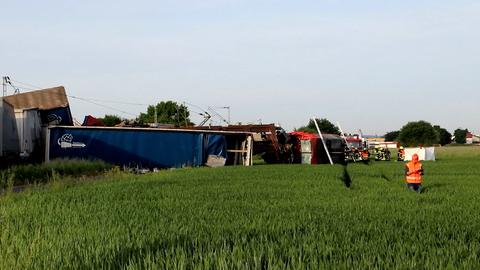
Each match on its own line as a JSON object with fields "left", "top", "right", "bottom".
{"left": 41, "top": 107, "right": 73, "bottom": 126}
{"left": 290, "top": 131, "right": 318, "bottom": 140}
{"left": 204, "top": 134, "right": 227, "bottom": 158}
{"left": 404, "top": 147, "right": 436, "bottom": 161}
{"left": 425, "top": 147, "right": 436, "bottom": 161}
{"left": 49, "top": 127, "right": 228, "bottom": 168}
{"left": 82, "top": 115, "right": 104, "bottom": 126}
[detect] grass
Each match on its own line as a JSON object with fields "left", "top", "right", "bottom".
{"left": 0, "top": 159, "right": 114, "bottom": 189}
{"left": 0, "top": 147, "right": 479, "bottom": 269}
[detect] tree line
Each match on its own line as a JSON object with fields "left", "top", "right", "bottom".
{"left": 96, "top": 101, "right": 192, "bottom": 127}
{"left": 93, "top": 101, "right": 471, "bottom": 147}
{"left": 384, "top": 121, "right": 470, "bottom": 146}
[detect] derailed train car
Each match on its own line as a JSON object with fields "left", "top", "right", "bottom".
{"left": 1, "top": 86, "right": 73, "bottom": 163}
{"left": 182, "top": 124, "right": 298, "bottom": 164}
{"left": 189, "top": 124, "right": 346, "bottom": 165}
{"left": 290, "top": 132, "right": 346, "bottom": 165}
{"left": 46, "top": 126, "right": 253, "bottom": 168}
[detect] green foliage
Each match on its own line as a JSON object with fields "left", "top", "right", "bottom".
{"left": 98, "top": 115, "right": 123, "bottom": 127}
{"left": 433, "top": 125, "right": 452, "bottom": 146}
{"left": 398, "top": 120, "right": 439, "bottom": 147}
{"left": 138, "top": 101, "right": 192, "bottom": 126}
{"left": 0, "top": 171, "right": 15, "bottom": 194}
{"left": 384, "top": 130, "right": 400, "bottom": 141}
{"left": 297, "top": 118, "right": 340, "bottom": 135}
{"left": 454, "top": 128, "right": 468, "bottom": 144}
{"left": 0, "top": 159, "right": 113, "bottom": 187}
{"left": 2, "top": 147, "right": 480, "bottom": 268}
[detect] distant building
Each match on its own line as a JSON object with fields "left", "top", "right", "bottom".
{"left": 466, "top": 132, "right": 480, "bottom": 144}
{"left": 365, "top": 137, "right": 385, "bottom": 143}
{"left": 362, "top": 137, "right": 400, "bottom": 149}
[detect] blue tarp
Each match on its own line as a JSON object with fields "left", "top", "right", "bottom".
{"left": 41, "top": 107, "right": 73, "bottom": 126}
{"left": 49, "top": 127, "right": 227, "bottom": 168}
{"left": 204, "top": 134, "right": 227, "bottom": 159}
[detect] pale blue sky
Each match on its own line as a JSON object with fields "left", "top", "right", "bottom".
{"left": 1, "top": 0, "right": 479, "bottom": 134}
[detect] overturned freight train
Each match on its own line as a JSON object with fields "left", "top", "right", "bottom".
{"left": 290, "top": 132, "right": 346, "bottom": 164}
{"left": 46, "top": 126, "right": 253, "bottom": 168}
{"left": 187, "top": 124, "right": 346, "bottom": 165}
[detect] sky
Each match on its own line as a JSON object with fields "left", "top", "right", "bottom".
{"left": 1, "top": 0, "right": 479, "bottom": 135}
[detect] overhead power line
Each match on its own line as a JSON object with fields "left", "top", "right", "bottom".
{"left": 9, "top": 85, "right": 138, "bottom": 116}
{"left": 66, "top": 96, "right": 139, "bottom": 116}
{"left": 68, "top": 96, "right": 148, "bottom": 106}
{"left": 9, "top": 79, "right": 43, "bottom": 89}
{"left": 5, "top": 78, "right": 227, "bottom": 124}
{"left": 6, "top": 82, "right": 142, "bottom": 116}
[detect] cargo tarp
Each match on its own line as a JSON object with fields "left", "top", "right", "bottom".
{"left": 49, "top": 127, "right": 228, "bottom": 168}
{"left": 82, "top": 115, "right": 104, "bottom": 126}
{"left": 204, "top": 134, "right": 227, "bottom": 158}
{"left": 425, "top": 147, "right": 436, "bottom": 161}
{"left": 41, "top": 107, "right": 73, "bottom": 126}
{"left": 404, "top": 147, "right": 435, "bottom": 161}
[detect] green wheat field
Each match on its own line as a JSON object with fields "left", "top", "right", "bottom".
{"left": 1, "top": 146, "right": 479, "bottom": 269}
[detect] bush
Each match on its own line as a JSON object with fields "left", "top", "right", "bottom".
{"left": 434, "top": 125, "right": 452, "bottom": 146}
{"left": 398, "top": 121, "right": 439, "bottom": 147}
{"left": 384, "top": 131, "right": 400, "bottom": 142}
{"left": 454, "top": 128, "right": 468, "bottom": 144}
{"left": 296, "top": 118, "right": 340, "bottom": 135}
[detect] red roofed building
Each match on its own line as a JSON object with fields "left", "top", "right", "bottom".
{"left": 466, "top": 132, "right": 480, "bottom": 144}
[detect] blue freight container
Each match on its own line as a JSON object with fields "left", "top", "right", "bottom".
{"left": 47, "top": 126, "right": 234, "bottom": 168}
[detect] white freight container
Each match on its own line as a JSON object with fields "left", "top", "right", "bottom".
{"left": 14, "top": 108, "right": 42, "bottom": 156}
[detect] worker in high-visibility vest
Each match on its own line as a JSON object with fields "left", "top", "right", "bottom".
{"left": 361, "top": 149, "right": 370, "bottom": 160}
{"left": 397, "top": 146, "right": 405, "bottom": 161}
{"left": 405, "top": 153, "right": 424, "bottom": 192}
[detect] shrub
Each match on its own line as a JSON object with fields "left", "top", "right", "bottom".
{"left": 398, "top": 120, "right": 439, "bottom": 147}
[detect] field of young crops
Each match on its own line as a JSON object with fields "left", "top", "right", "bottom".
{"left": 1, "top": 146, "right": 480, "bottom": 269}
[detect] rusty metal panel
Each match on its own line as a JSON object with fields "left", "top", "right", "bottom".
{"left": 3, "top": 86, "right": 69, "bottom": 110}
{"left": 186, "top": 124, "right": 282, "bottom": 163}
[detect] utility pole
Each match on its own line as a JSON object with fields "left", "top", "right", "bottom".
{"left": 226, "top": 106, "right": 230, "bottom": 124}
{"left": 337, "top": 121, "right": 350, "bottom": 149}
{"left": 2, "top": 76, "right": 20, "bottom": 96}
{"left": 313, "top": 117, "right": 334, "bottom": 165}
{"left": 2, "top": 76, "right": 8, "bottom": 97}
{"left": 154, "top": 106, "right": 158, "bottom": 127}
{"left": 214, "top": 106, "right": 231, "bottom": 125}
{"left": 183, "top": 102, "right": 187, "bottom": 127}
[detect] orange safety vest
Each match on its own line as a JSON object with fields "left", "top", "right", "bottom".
{"left": 406, "top": 161, "right": 423, "bottom": 184}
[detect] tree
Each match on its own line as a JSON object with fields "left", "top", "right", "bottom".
{"left": 296, "top": 118, "right": 340, "bottom": 135}
{"left": 453, "top": 128, "right": 468, "bottom": 144}
{"left": 398, "top": 120, "right": 439, "bottom": 147}
{"left": 138, "top": 101, "right": 192, "bottom": 126}
{"left": 98, "top": 115, "right": 122, "bottom": 127}
{"left": 433, "top": 125, "right": 452, "bottom": 146}
{"left": 384, "top": 130, "right": 400, "bottom": 142}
